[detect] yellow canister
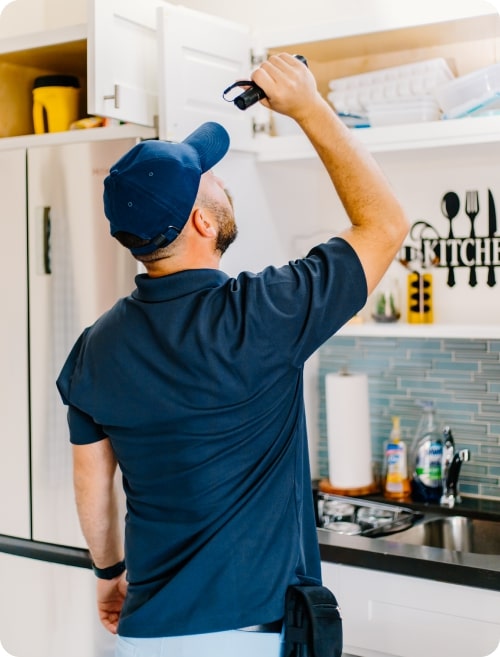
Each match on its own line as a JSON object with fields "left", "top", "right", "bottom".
{"left": 407, "top": 271, "right": 433, "bottom": 323}
{"left": 32, "top": 75, "right": 80, "bottom": 134}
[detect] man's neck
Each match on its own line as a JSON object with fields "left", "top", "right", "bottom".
{"left": 144, "top": 254, "right": 221, "bottom": 278}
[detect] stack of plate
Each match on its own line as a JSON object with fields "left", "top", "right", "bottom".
{"left": 368, "top": 97, "right": 441, "bottom": 126}
{"left": 327, "top": 58, "right": 454, "bottom": 127}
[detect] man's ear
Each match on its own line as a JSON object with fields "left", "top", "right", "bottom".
{"left": 192, "top": 208, "right": 217, "bottom": 237}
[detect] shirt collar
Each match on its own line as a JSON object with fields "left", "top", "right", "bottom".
{"left": 132, "top": 269, "right": 229, "bottom": 303}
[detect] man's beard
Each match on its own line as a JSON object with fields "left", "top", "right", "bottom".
{"left": 215, "top": 205, "right": 238, "bottom": 255}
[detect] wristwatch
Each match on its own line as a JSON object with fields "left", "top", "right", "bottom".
{"left": 92, "top": 559, "right": 126, "bottom": 580}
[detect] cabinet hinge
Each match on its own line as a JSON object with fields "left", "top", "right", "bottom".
{"left": 250, "top": 50, "right": 270, "bottom": 137}
{"left": 250, "top": 49, "right": 267, "bottom": 66}
{"left": 252, "top": 117, "right": 271, "bottom": 136}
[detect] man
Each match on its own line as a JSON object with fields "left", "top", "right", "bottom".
{"left": 57, "top": 54, "right": 408, "bottom": 657}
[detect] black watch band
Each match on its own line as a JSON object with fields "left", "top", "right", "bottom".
{"left": 92, "top": 559, "right": 126, "bottom": 580}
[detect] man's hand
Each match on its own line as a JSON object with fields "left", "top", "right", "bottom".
{"left": 96, "top": 572, "right": 128, "bottom": 634}
{"left": 251, "top": 52, "right": 320, "bottom": 121}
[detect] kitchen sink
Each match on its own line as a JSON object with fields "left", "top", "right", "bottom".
{"left": 383, "top": 514, "right": 500, "bottom": 555}
{"left": 317, "top": 493, "right": 422, "bottom": 537}
{"left": 317, "top": 492, "right": 500, "bottom": 556}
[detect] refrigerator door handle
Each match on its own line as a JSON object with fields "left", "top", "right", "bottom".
{"left": 42, "top": 206, "right": 51, "bottom": 275}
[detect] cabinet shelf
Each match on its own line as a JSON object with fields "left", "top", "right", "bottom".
{"left": 0, "top": 24, "right": 88, "bottom": 140}
{"left": 0, "top": 24, "right": 87, "bottom": 73}
{"left": 337, "top": 322, "right": 500, "bottom": 340}
{"left": 0, "top": 124, "right": 156, "bottom": 151}
{"left": 257, "top": 114, "right": 500, "bottom": 162}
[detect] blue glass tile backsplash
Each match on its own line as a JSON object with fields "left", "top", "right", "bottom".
{"left": 318, "top": 336, "right": 500, "bottom": 500}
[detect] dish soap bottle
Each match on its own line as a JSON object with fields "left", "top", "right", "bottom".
{"left": 383, "top": 416, "right": 410, "bottom": 500}
{"left": 410, "top": 401, "right": 443, "bottom": 503}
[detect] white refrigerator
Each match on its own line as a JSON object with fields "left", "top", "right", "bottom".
{"left": 0, "top": 136, "right": 140, "bottom": 657}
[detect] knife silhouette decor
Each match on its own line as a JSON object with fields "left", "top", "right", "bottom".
{"left": 487, "top": 189, "right": 497, "bottom": 287}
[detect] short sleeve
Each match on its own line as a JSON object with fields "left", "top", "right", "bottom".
{"left": 67, "top": 404, "right": 107, "bottom": 445}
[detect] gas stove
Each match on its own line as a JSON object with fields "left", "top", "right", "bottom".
{"left": 317, "top": 493, "right": 422, "bottom": 537}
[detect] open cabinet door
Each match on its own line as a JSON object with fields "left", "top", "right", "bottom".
{"left": 157, "top": 5, "right": 256, "bottom": 149}
{"left": 88, "top": 0, "right": 166, "bottom": 127}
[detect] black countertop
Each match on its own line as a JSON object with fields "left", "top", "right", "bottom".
{"left": 1, "top": 491, "right": 499, "bottom": 593}
{"left": 317, "top": 492, "right": 500, "bottom": 592}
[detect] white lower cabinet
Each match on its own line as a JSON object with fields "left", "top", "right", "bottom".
{"left": 0, "top": 552, "right": 114, "bottom": 657}
{"left": 322, "top": 562, "right": 500, "bottom": 657}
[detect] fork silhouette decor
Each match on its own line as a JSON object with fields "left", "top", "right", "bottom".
{"left": 465, "top": 190, "right": 479, "bottom": 286}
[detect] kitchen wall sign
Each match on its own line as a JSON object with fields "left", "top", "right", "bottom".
{"left": 400, "top": 188, "right": 498, "bottom": 288}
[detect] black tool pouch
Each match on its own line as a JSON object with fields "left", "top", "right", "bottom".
{"left": 283, "top": 585, "right": 342, "bottom": 657}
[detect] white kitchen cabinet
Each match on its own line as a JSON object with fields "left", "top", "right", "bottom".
{"left": 1, "top": 3, "right": 499, "bottom": 148}
{"left": 87, "top": 0, "right": 163, "bottom": 127}
{"left": 4, "top": 1, "right": 497, "bottom": 145}
{"left": 255, "top": 7, "right": 500, "bottom": 156}
{"left": 122, "top": 0, "right": 500, "bottom": 153}
{"left": 0, "top": 7, "right": 161, "bottom": 137}
{"left": 0, "top": 25, "right": 87, "bottom": 139}
{"left": 157, "top": 4, "right": 254, "bottom": 148}
{"left": 153, "top": 2, "right": 500, "bottom": 150}
{"left": 322, "top": 561, "right": 500, "bottom": 657}
{"left": 0, "top": 149, "right": 30, "bottom": 540}
{"left": 0, "top": 550, "right": 114, "bottom": 657}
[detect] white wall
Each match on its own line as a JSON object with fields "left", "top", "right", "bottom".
{"left": 0, "top": 552, "right": 115, "bottom": 657}
{"left": 0, "top": 0, "right": 496, "bottom": 39}
{"left": 0, "top": 0, "right": 85, "bottom": 36}
{"left": 173, "top": 0, "right": 496, "bottom": 31}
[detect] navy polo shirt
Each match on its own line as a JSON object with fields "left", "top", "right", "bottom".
{"left": 57, "top": 237, "right": 366, "bottom": 638}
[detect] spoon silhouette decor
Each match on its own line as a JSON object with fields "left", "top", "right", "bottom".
{"left": 441, "top": 191, "right": 460, "bottom": 286}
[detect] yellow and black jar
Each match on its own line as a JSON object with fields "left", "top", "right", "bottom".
{"left": 32, "top": 75, "right": 80, "bottom": 134}
{"left": 407, "top": 271, "right": 433, "bottom": 324}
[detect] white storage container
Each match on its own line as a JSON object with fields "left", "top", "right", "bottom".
{"left": 328, "top": 58, "right": 454, "bottom": 116}
{"left": 368, "top": 97, "right": 441, "bottom": 126}
{"left": 435, "top": 62, "right": 500, "bottom": 119}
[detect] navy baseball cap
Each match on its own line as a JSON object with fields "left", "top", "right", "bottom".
{"left": 103, "top": 122, "right": 230, "bottom": 256}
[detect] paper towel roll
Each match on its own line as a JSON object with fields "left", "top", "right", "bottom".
{"left": 325, "top": 372, "right": 373, "bottom": 490}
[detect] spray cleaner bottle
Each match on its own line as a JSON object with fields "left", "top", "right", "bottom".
{"left": 410, "top": 401, "right": 443, "bottom": 503}
{"left": 383, "top": 416, "right": 410, "bottom": 500}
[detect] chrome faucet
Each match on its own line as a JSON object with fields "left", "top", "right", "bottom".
{"left": 440, "top": 427, "right": 471, "bottom": 508}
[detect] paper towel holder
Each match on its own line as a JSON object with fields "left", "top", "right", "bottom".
{"left": 318, "top": 478, "right": 379, "bottom": 496}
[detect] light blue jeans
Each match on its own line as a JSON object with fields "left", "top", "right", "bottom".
{"left": 115, "top": 629, "right": 283, "bottom": 657}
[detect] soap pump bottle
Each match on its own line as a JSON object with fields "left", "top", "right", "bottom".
{"left": 383, "top": 416, "right": 410, "bottom": 500}
{"left": 410, "top": 401, "right": 443, "bottom": 503}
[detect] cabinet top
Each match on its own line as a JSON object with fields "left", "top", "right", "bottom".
{"left": 259, "top": 2, "right": 497, "bottom": 52}
{"left": 0, "top": 23, "right": 86, "bottom": 56}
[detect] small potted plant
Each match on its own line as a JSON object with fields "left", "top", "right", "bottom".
{"left": 371, "top": 281, "right": 401, "bottom": 323}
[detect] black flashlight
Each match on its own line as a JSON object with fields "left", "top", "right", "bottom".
{"left": 223, "top": 55, "right": 308, "bottom": 111}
